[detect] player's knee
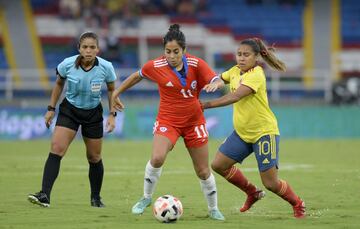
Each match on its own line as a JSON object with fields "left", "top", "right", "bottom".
{"left": 196, "top": 167, "right": 210, "bottom": 180}
{"left": 87, "top": 153, "right": 101, "bottom": 163}
{"left": 211, "top": 161, "right": 222, "bottom": 174}
{"left": 151, "top": 156, "right": 165, "bottom": 168}
{"left": 51, "top": 141, "right": 67, "bottom": 155}
{"left": 211, "top": 161, "right": 229, "bottom": 176}
{"left": 262, "top": 180, "right": 278, "bottom": 192}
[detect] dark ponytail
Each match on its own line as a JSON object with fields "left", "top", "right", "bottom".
{"left": 75, "top": 31, "right": 99, "bottom": 69}
{"left": 240, "top": 38, "right": 286, "bottom": 72}
{"left": 163, "top": 24, "right": 186, "bottom": 50}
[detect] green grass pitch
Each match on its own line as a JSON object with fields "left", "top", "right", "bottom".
{"left": 0, "top": 139, "right": 359, "bottom": 229}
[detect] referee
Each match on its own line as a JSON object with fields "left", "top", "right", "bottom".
{"left": 28, "top": 31, "right": 117, "bottom": 208}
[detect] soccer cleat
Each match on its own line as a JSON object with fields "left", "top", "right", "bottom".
{"left": 28, "top": 191, "right": 50, "bottom": 207}
{"left": 91, "top": 196, "right": 105, "bottom": 208}
{"left": 209, "top": 209, "right": 225, "bottom": 221}
{"left": 293, "top": 200, "right": 306, "bottom": 218}
{"left": 131, "top": 197, "right": 151, "bottom": 214}
{"left": 240, "top": 189, "right": 266, "bottom": 212}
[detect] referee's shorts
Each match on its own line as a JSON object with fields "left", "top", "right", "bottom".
{"left": 55, "top": 98, "right": 103, "bottom": 139}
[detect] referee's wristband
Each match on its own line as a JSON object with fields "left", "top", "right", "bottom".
{"left": 47, "top": 105, "right": 56, "bottom": 112}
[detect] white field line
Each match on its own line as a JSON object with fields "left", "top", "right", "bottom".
{"left": 30, "top": 163, "right": 314, "bottom": 176}
{"left": 1, "top": 163, "right": 314, "bottom": 176}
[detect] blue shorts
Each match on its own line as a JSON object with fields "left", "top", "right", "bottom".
{"left": 219, "top": 131, "right": 280, "bottom": 172}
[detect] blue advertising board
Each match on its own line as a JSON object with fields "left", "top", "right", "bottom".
{"left": 1, "top": 105, "right": 360, "bottom": 140}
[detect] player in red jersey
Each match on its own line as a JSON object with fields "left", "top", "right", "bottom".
{"left": 111, "top": 24, "right": 225, "bottom": 220}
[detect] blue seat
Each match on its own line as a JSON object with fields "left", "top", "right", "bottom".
{"left": 341, "top": 0, "right": 360, "bottom": 45}
{"left": 202, "top": 0, "right": 305, "bottom": 45}
{"left": 0, "top": 48, "right": 9, "bottom": 69}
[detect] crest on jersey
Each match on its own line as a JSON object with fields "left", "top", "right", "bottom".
{"left": 160, "top": 127, "right": 167, "bottom": 132}
{"left": 191, "top": 80, "right": 197, "bottom": 90}
{"left": 91, "top": 80, "right": 102, "bottom": 92}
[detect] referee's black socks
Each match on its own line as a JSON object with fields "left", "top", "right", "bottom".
{"left": 89, "top": 160, "right": 104, "bottom": 199}
{"left": 41, "top": 152, "right": 62, "bottom": 200}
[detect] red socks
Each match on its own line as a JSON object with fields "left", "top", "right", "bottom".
{"left": 276, "top": 179, "right": 301, "bottom": 206}
{"left": 223, "top": 166, "right": 257, "bottom": 195}
{"left": 223, "top": 167, "right": 301, "bottom": 207}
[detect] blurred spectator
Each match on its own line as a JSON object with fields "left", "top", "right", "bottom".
{"left": 101, "top": 35, "right": 122, "bottom": 64}
{"left": 107, "top": 0, "right": 126, "bottom": 19}
{"left": 246, "top": 0, "right": 262, "bottom": 5}
{"left": 81, "top": 0, "right": 98, "bottom": 28}
{"left": 59, "top": 0, "right": 81, "bottom": 19}
{"left": 136, "top": 0, "right": 161, "bottom": 14}
{"left": 135, "top": 0, "right": 209, "bottom": 16}
{"left": 54, "top": 0, "right": 212, "bottom": 28}
{"left": 195, "top": 0, "right": 209, "bottom": 16}
{"left": 177, "top": 0, "right": 195, "bottom": 16}
{"left": 332, "top": 77, "right": 360, "bottom": 105}
{"left": 121, "top": 0, "right": 140, "bottom": 28}
{"left": 278, "top": 0, "right": 298, "bottom": 6}
{"left": 93, "top": 0, "right": 111, "bottom": 29}
{"left": 160, "top": 0, "right": 177, "bottom": 15}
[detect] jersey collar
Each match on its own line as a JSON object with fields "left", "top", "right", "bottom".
{"left": 170, "top": 55, "right": 188, "bottom": 87}
{"left": 80, "top": 57, "right": 99, "bottom": 72}
{"left": 239, "top": 65, "right": 256, "bottom": 75}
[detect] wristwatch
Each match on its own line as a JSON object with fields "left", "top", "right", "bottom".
{"left": 47, "top": 105, "right": 56, "bottom": 111}
{"left": 110, "top": 111, "right": 117, "bottom": 117}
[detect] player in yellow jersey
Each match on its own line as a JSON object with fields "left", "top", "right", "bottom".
{"left": 201, "top": 38, "right": 305, "bottom": 218}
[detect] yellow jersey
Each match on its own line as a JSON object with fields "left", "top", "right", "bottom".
{"left": 221, "top": 65, "right": 279, "bottom": 143}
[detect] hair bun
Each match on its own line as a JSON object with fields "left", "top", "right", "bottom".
{"left": 169, "top": 24, "right": 180, "bottom": 32}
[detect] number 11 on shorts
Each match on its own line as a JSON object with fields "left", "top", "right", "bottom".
{"left": 194, "top": 125, "right": 208, "bottom": 138}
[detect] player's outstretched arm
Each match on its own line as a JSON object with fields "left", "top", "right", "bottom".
{"left": 202, "top": 84, "right": 253, "bottom": 109}
{"left": 111, "top": 71, "right": 142, "bottom": 111}
{"left": 203, "top": 78, "right": 225, "bottom": 93}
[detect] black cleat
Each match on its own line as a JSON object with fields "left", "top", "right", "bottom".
{"left": 91, "top": 196, "right": 105, "bottom": 208}
{"left": 28, "top": 191, "right": 50, "bottom": 207}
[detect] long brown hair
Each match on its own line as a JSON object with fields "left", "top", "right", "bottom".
{"left": 75, "top": 32, "right": 99, "bottom": 69}
{"left": 241, "top": 38, "right": 286, "bottom": 72}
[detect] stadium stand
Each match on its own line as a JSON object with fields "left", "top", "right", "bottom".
{"left": 0, "top": 0, "right": 359, "bottom": 103}
{"left": 342, "top": 0, "right": 360, "bottom": 47}
{"left": 0, "top": 48, "right": 9, "bottom": 69}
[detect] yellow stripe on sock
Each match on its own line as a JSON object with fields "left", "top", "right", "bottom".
{"left": 225, "top": 166, "right": 237, "bottom": 180}
{"left": 22, "top": 0, "right": 49, "bottom": 88}
{"left": 278, "top": 180, "right": 288, "bottom": 195}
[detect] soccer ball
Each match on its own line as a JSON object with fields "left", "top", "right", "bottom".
{"left": 153, "top": 195, "right": 183, "bottom": 223}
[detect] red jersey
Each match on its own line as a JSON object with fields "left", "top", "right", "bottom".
{"left": 140, "top": 53, "right": 218, "bottom": 127}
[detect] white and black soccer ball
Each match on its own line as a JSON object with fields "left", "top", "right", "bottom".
{"left": 153, "top": 195, "right": 183, "bottom": 223}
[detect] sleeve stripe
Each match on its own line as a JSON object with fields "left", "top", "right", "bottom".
{"left": 220, "top": 74, "right": 229, "bottom": 83}
{"left": 210, "top": 75, "right": 220, "bottom": 83}
{"left": 138, "top": 69, "right": 144, "bottom": 78}
{"left": 56, "top": 68, "right": 65, "bottom": 79}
